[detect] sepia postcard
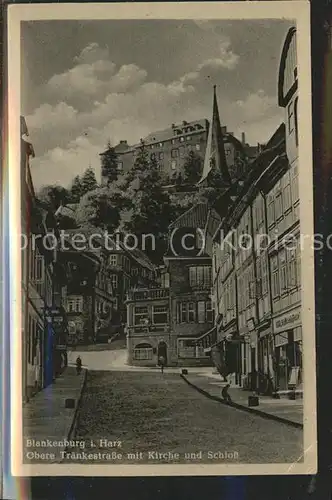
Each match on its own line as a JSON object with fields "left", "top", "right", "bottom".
{"left": 7, "top": 1, "right": 317, "bottom": 476}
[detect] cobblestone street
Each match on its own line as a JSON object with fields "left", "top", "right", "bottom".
{"left": 68, "top": 370, "right": 303, "bottom": 465}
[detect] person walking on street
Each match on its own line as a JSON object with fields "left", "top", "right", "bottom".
{"left": 221, "top": 383, "right": 232, "bottom": 404}
{"left": 76, "top": 355, "right": 82, "bottom": 375}
{"left": 158, "top": 355, "right": 165, "bottom": 374}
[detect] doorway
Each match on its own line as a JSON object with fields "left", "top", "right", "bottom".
{"left": 157, "top": 341, "right": 168, "bottom": 365}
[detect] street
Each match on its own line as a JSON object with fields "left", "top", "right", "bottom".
{"left": 66, "top": 348, "right": 303, "bottom": 465}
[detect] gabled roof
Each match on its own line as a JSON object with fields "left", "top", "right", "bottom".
{"left": 169, "top": 202, "right": 209, "bottom": 230}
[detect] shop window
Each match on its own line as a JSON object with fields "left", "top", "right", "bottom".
{"left": 133, "top": 343, "right": 153, "bottom": 360}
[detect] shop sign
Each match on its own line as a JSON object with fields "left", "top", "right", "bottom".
{"left": 273, "top": 308, "right": 301, "bottom": 334}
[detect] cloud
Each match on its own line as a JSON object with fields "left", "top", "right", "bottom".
{"left": 198, "top": 41, "right": 239, "bottom": 71}
{"left": 235, "top": 90, "right": 277, "bottom": 122}
{"left": 74, "top": 42, "right": 110, "bottom": 64}
{"left": 27, "top": 41, "right": 281, "bottom": 191}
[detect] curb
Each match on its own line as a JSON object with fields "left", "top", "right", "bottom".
{"left": 180, "top": 374, "right": 303, "bottom": 429}
{"left": 60, "top": 369, "right": 88, "bottom": 462}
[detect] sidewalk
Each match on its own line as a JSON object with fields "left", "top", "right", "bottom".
{"left": 23, "top": 367, "right": 87, "bottom": 463}
{"left": 181, "top": 371, "right": 303, "bottom": 428}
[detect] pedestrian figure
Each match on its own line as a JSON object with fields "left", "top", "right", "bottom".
{"left": 76, "top": 356, "right": 82, "bottom": 375}
{"left": 158, "top": 355, "right": 165, "bottom": 374}
{"left": 221, "top": 383, "right": 232, "bottom": 403}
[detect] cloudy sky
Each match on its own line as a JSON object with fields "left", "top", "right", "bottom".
{"left": 21, "top": 18, "right": 293, "bottom": 190}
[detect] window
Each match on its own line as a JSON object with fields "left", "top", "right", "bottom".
{"left": 152, "top": 305, "right": 168, "bottom": 325}
{"left": 197, "top": 301, "right": 205, "bottom": 323}
{"left": 159, "top": 152, "right": 164, "bottom": 160}
{"left": 279, "top": 249, "right": 287, "bottom": 294}
{"left": 283, "top": 184, "right": 292, "bottom": 212}
{"left": 268, "top": 199, "right": 275, "bottom": 226}
{"left": 110, "top": 274, "right": 118, "bottom": 289}
{"left": 271, "top": 255, "right": 279, "bottom": 298}
{"left": 171, "top": 149, "right": 179, "bottom": 158}
{"left": 178, "top": 339, "right": 195, "bottom": 358}
{"left": 288, "top": 101, "right": 294, "bottom": 134}
{"left": 179, "top": 145, "right": 185, "bottom": 157}
{"left": 180, "top": 302, "right": 187, "bottom": 323}
{"left": 186, "top": 136, "right": 191, "bottom": 141}
{"left": 150, "top": 153, "right": 156, "bottom": 160}
{"left": 206, "top": 300, "right": 213, "bottom": 322}
{"left": 68, "top": 321, "right": 76, "bottom": 335}
{"left": 188, "top": 302, "right": 196, "bottom": 322}
{"left": 275, "top": 193, "right": 283, "bottom": 220}
{"left": 294, "top": 96, "right": 299, "bottom": 146}
{"left": 171, "top": 160, "right": 177, "bottom": 170}
{"left": 195, "top": 143, "right": 201, "bottom": 151}
{"left": 67, "top": 296, "right": 83, "bottom": 313}
{"left": 159, "top": 142, "right": 163, "bottom": 148}
{"left": 287, "top": 248, "right": 297, "bottom": 288}
{"left": 117, "top": 162, "right": 123, "bottom": 171}
{"left": 134, "top": 306, "right": 148, "bottom": 325}
{"left": 180, "top": 137, "right": 185, "bottom": 142}
{"left": 189, "top": 266, "right": 212, "bottom": 288}
{"left": 171, "top": 139, "right": 176, "bottom": 145}
{"left": 132, "top": 267, "right": 138, "bottom": 276}
{"left": 109, "top": 254, "right": 117, "bottom": 266}
{"left": 133, "top": 343, "right": 153, "bottom": 360}
{"left": 225, "top": 148, "right": 231, "bottom": 156}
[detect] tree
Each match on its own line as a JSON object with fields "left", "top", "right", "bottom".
{"left": 81, "top": 166, "right": 98, "bottom": 195}
{"left": 75, "top": 185, "right": 122, "bottom": 234}
{"left": 100, "top": 140, "right": 119, "bottom": 184}
{"left": 70, "top": 175, "right": 83, "bottom": 203}
{"left": 183, "top": 151, "right": 203, "bottom": 185}
{"left": 37, "top": 185, "right": 70, "bottom": 211}
{"left": 123, "top": 144, "right": 175, "bottom": 263}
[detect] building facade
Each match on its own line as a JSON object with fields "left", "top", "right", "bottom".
{"left": 101, "top": 120, "right": 255, "bottom": 186}
{"left": 21, "top": 117, "right": 69, "bottom": 401}
{"left": 126, "top": 203, "right": 215, "bottom": 367}
{"left": 206, "top": 27, "right": 301, "bottom": 395}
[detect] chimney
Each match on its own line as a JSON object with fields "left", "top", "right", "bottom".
{"left": 241, "top": 132, "right": 246, "bottom": 145}
{"left": 171, "top": 123, "right": 175, "bottom": 129}
{"left": 120, "top": 140, "right": 127, "bottom": 145}
{"left": 221, "top": 126, "right": 227, "bottom": 134}
{"left": 182, "top": 120, "right": 188, "bottom": 126}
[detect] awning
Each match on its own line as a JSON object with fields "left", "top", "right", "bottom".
{"left": 194, "top": 326, "right": 217, "bottom": 350}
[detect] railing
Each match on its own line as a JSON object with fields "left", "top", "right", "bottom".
{"left": 127, "top": 324, "right": 170, "bottom": 334}
{"left": 126, "top": 288, "right": 169, "bottom": 301}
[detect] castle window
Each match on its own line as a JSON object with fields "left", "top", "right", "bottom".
{"left": 171, "top": 149, "right": 179, "bottom": 158}
{"left": 180, "top": 137, "right": 185, "bottom": 142}
{"left": 117, "top": 161, "right": 123, "bottom": 171}
{"left": 195, "top": 144, "right": 200, "bottom": 151}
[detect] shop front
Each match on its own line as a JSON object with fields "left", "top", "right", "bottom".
{"left": 273, "top": 307, "right": 302, "bottom": 391}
